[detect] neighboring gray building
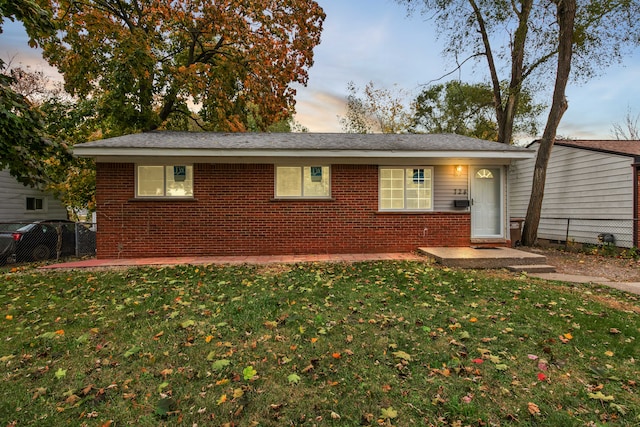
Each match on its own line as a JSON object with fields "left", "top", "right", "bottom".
{"left": 0, "top": 169, "right": 68, "bottom": 222}
{"left": 509, "top": 140, "right": 640, "bottom": 248}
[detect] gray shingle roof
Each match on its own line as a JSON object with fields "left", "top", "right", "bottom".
{"left": 554, "top": 139, "right": 640, "bottom": 157}
{"left": 74, "top": 131, "right": 530, "bottom": 153}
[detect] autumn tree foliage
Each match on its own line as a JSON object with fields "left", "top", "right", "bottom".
{"left": 398, "top": 0, "right": 640, "bottom": 244}
{"left": 36, "top": 0, "right": 325, "bottom": 134}
{"left": 0, "top": 0, "right": 69, "bottom": 188}
{"left": 339, "top": 81, "right": 413, "bottom": 134}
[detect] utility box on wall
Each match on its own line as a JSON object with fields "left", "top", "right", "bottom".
{"left": 510, "top": 218, "right": 524, "bottom": 247}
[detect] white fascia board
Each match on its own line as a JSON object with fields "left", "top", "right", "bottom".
{"left": 73, "top": 147, "right": 535, "bottom": 161}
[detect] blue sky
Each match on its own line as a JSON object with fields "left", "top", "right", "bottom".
{"left": 2, "top": 0, "right": 639, "bottom": 141}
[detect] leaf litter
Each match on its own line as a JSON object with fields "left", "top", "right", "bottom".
{"left": 0, "top": 261, "right": 638, "bottom": 426}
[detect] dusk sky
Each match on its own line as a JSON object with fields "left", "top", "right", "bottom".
{"left": 2, "top": 0, "right": 639, "bottom": 142}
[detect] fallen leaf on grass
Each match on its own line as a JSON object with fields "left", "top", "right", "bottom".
{"left": 0, "top": 355, "right": 15, "bottom": 363}
{"left": 263, "top": 320, "right": 278, "bottom": 329}
{"left": 380, "top": 406, "right": 397, "bottom": 419}
{"left": 65, "top": 394, "right": 81, "bottom": 405}
{"left": 287, "top": 373, "right": 301, "bottom": 384}
{"left": 610, "top": 403, "right": 627, "bottom": 415}
{"left": 156, "top": 397, "right": 177, "bottom": 415}
{"left": 55, "top": 368, "right": 67, "bottom": 379}
{"left": 124, "top": 346, "right": 141, "bottom": 358}
{"left": 32, "top": 387, "right": 47, "bottom": 399}
{"left": 212, "top": 359, "right": 231, "bottom": 371}
{"left": 180, "top": 319, "right": 195, "bottom": 329}
{"left": 392, "top": 351, "right": 412, "bottom": 361}
{"left": 527, "top": 402, "right": 541, "bottom": 416}
{"left": 588, "top": 391, "right": 614, "bottom": 402}
{"left": 243, "top": 366, "right": 257, "bottom": 381}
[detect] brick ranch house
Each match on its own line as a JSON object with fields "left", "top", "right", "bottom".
{"left": 73, "top": 132, "right": 534, "bottom": 258}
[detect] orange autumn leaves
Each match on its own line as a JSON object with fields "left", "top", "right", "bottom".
{"left": 38, "top": 0, "right": 326, "bottom": 132}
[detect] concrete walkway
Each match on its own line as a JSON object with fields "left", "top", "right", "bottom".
{"left": 529, "top": 272, "right": 640, "bottom": 296}
{"left": 40, "top": 252, "right": 640, "bottom": 296}
{"left": 40, "top": 252, "right": 424, "bottom": 269}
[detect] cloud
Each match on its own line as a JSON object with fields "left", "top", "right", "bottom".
{"left": 295, "top": 90, "right": 346, "bottom": 132}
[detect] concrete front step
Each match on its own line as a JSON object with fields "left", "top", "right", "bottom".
{"left": 418, "top": 247, "right": 548, "bottom": 269}
{"left": 506, "top": 264, "right": 556, "bottom": 273}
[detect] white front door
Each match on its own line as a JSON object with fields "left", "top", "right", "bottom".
{"left": 471, "top": 167, "right": 503, "bottom": 238}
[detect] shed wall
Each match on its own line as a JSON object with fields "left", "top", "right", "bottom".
{"left": 509, "top": 145, "right": 636, "bottom": 247}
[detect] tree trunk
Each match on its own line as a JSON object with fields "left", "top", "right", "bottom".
{"left": 470, "top": 0, "right": 533, "bottom": 144}
{"left": 521, "top": 0, "right": 576, "bottom": 246}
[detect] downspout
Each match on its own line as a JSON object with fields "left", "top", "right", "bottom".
{"left": 632, "top": 158, "right": 639, "bottom": 248}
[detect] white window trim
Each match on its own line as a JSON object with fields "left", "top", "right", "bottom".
{"left": 378, "top": 166, "right": 434, "bottom": 212}
{"left": 135, "top": 164, "right": 194, "bottom": 198}
{"left": 274, "top": 165, "right": 332, "bottom": 199}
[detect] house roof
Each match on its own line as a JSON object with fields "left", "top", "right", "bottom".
{"left": 549, "top": 139, "right": 640, "bottom": 157}
{"left": 73, "top": 131, "right": 535, "bottom": 164}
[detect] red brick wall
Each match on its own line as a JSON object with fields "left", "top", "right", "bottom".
{"left": 95, "top": 163, "right": 472, "bottom": 258}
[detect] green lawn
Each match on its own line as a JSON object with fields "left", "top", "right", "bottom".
{"left": 1, "top": 261, "right": 638, "bottom": 426}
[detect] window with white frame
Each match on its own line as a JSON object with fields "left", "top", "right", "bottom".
{"left": 137, "top": 165, "right": 193, "bottom": 197}
{"left": 26, "top": 196, "right": 45, "bottom": 211}
{"left": 275, "top": 166, "right": 330, "bottom": 198}
{"left": 379, "top": 167, "right": 433, "bottom": 211}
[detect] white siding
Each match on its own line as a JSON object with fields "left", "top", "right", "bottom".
{"left": 434, "top": 165, "right": 470, "bottom": 212}
{"left": 0, "top": 169, "right": 68, "bottom": 222}
{"left": 509, "top": 145, "right": 635, "bottom": 247}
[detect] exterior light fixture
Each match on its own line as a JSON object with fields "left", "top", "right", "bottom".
{"left": 454, "top": 165, "right": 464, "bottom": 176}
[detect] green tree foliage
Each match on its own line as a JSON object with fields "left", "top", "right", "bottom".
{"left": 339, "top": 81, "right": 413, "bottom": 134}
{"left": 397, "top": 0, "right": 640, "bottom": 144}
{"left": 397, "top": 0, "right": 640, "bottom": 244}
{"left": 0, "top": 0, "right": 69, "bottom": 188}
{"left": 412, "top": 81, "right": 541, "bottom": 141}
{"left": 7, "top": 66, "right": 98, "bottom": 214}
{"left": 36, "top": 0, "right": 325, "bottom": 134}
{"left": 39, "top": 97, "right": 98, "bottom": 216}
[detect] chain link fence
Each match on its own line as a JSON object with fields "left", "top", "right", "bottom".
{"left": 535, "top": 217, "right": 637, "bottom": 249}
{"left": 0, "top": 221, "right": 96, "bottom": 265}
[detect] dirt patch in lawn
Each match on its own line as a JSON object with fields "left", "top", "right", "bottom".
{"left": 524, "top": 246, "right": 640, "bottom": 282}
